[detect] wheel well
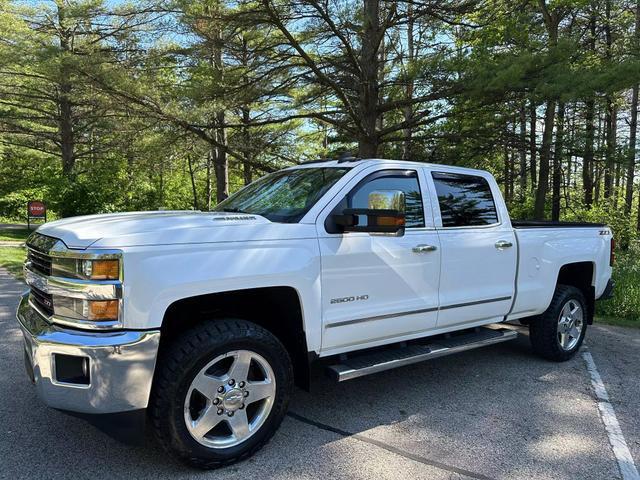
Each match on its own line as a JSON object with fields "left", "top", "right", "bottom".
{"left": 557, "top": 262, "right": 595, "bottom": 324}
{"left": 159, "top": 286, "right": 311, "bottom": 390}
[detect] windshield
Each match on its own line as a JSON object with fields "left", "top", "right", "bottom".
{"left": 215, "top": 167, "right": 351, "bottom": 223}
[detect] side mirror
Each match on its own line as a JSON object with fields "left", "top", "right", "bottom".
{"left": 332, "top": 190, "right": 406, "bottom": 235}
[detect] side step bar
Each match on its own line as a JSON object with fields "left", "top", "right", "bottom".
{"left": 326, "top": 327, "right": 519, "bottom": 382}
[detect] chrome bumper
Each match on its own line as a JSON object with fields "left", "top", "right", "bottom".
{"left": 16, "top": 292, "right": 160, "bottom": 414}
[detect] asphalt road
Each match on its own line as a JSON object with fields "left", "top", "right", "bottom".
{"left": 1, "top": 267, "right": 638, "bottom": 480}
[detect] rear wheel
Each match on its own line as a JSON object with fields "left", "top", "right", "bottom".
{"left": 529, "top": 285, "right": 587, "bottom": 361}
{"left": 150, "top": 319, "right": 293, "bottom": 469}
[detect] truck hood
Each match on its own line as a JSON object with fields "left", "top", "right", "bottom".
{"left": 37, "top": 211, "right": 317, "bottom": 249}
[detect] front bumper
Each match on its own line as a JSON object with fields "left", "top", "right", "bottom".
{"left": 16, "top": 292, "right": 160, "bottom": 414}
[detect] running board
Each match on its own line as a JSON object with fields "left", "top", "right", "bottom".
{"left": 326, "top": 327, "right": 518, "bottom": 382}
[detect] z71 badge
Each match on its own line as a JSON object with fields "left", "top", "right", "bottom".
{"left": 330, "top": 295, "right": 369, "bottom": 304}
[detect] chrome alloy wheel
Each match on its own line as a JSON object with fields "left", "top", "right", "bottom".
{"left": 557, "top": 299, "right": 584, "bottom": 351}
{"left": 184, "top": 350, "right": 276, "bottom": 449}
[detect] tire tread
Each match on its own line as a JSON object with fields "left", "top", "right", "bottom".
{"left": 149, "top": 318, "right": 293, "bottom": 469}
{"left": 529, "top": 284, "right": 587, "bottom": 362}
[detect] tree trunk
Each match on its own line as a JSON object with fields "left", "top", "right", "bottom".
{"left": 566, "top": 108, "right": 575, "bottom": 207}
{"left": 534, "top": 100, "right": 556, "bottom": 219}
{"left": 529, "top": 101, "right": 537, "bottom": 190}
{"left": 535, "top": 0, "right": 561, "bottom": 219}
{"left": 604, "top": 100, "right": 616, "bottom": 199}
{"left": 583, "top": 9, "right": 597, "bottom": 207}
{"left": 59, "top": 87, "right": 75, "bottom": 177}
{"left": 595, "top": 110, "right": 603, "bottom": 204}
{"left": 504, "top": 133, "right": 511, "bottom": 203}
{"left": 213, "top": 19, "right": 228, "bottom": 203}
{"left": 57, "top": 5, "right": 75, "bottom": 178}
{"left": 358, "top": 0, "right": 381, "bottom": 157}
{"left": 519, "top": 101, "right": 527, "bottom": 199}
{"left": 552, "top": 102, "right": 565, "bottom": 220}
{"left": 402, "top": 3, "right": 414, "bottom": 160}
{"left": 206, "top": 148, "right": 213, "bottom": 211}
{"left": 240, "top": 37, "right": 253, "bottom": 186}
{"left": 187, "top": 153, "right": 199, "bottom": 210}
{"left": 215, "top": 112, "right": 229, "bottom": 203}
{"left": 584, "top": 99, "right": 595, "bottom": 207}
{"left": 241, "top": 107, "right": 253, "bottom": 186}
{"left": 628, "top": 0, "right": 639, "bottom": 218}
{"left": 603, "top": 0, "right": 614, "bottom": 199}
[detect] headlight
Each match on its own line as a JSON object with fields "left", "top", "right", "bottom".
{"left": 53, "top": 297, "right": 120, "bottom": 322}
{"left": 52, "top": 258, "right": 120, "bottom": 280}
{"left": 49, "top": 253, "right": 122, "bottom": 328}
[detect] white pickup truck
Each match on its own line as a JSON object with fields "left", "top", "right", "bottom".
{"left": 17, "top": 158, "right": 614, "bottom": 468}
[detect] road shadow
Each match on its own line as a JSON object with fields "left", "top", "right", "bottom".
{"left": 0, "top": 273, "right": 622, "bottom": 479}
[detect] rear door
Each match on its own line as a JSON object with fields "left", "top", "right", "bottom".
{"left": 426, "top": 170, "right": 517, "bottom": 328}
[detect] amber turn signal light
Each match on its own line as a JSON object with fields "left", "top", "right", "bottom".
{"left": 88, "top": 260, "right": 119, "bottom": 280}
{"left": 87, "top": 300, "right": 119, "bottom": 321}
{"left": 377, "top": 216, "right": 406, "bottom": 227}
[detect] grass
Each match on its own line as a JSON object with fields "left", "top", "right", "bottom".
{"left": 595, "top": 316, "right": 640, "bottom": 329}
{"left": 0, "top": 247, "right": 26, "bottom": 279}
{"left": 594, "top": 244, "right": 640, "bottom": 328}
{"left": 0, "top": 227, "right": 31, "bottom": 242}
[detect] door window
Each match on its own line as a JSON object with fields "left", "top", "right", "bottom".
{"left": 431, "top": 172, "right": 498, "bottom": 227}
{"left": 346, "top": 170, "right": 425, "bottom": 228}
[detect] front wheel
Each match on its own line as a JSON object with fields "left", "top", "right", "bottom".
{"left": 529, "top": 284, "right": 588, "bottom": 361}
{"left": 149, "top": 319, "right": 293, "bottom": 469}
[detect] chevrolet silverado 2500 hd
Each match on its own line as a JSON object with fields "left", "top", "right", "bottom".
{"left": 17, "top": 158, "right": 614, "bottom": 468}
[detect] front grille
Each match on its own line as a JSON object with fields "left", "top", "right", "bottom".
{"left": 25, "top": 233, "right": 60, "bottom": 318}
{"left": 27, "top": 248, "right": 52, "bottom": 276}
{"left": 30, "top": 286, "right": 54, "bottom": 317}
{"left": 25, "top": 232, "right": 58, "bottom": 277}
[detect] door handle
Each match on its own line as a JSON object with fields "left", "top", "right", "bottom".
{"left": 495, "top": 240, "right": 513, "bottom": 249}
{"left": 412, "top": 244, "right": 438, "bottom": 253}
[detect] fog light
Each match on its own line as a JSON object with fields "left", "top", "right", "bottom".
{"left": 54, "top": 354, "right": 90, "bottom": 385}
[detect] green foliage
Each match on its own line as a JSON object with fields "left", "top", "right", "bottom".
{"left": 0, "top": 247, "right": 26, "bottom": 278}
{"left": 0, "top": 228, "right": 30, "bottom": 242}
{"left": 596, "top": 243, "right": 640, "bottom": 323}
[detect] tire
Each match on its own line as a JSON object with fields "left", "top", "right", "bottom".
{"left": 149, "top": 319, "right": 293, "bottom": 469}
{"left": 529, "top": 284, "right": 588, "bottom": 362}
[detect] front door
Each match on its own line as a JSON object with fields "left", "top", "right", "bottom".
{"left": 318, "top": 168, "right": 441, "bottom": 355}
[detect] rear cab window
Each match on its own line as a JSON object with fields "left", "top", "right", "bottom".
{"left": 431, "top": 172, "right": 499, "bottom": 227}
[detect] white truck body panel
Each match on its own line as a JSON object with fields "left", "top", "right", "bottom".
{"left": 508, "top": 227, "right": 612, "bottom": 320}
{"left": 31, "top": 160, "right": 613, "bottom": 360}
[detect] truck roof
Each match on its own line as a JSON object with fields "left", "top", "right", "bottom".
{"left": 287, "top": 158, "right": 490, "bottom": 176}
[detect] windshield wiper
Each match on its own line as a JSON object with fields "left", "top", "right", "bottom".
{"left": 219, "top": 207, "right": 249, "bottom": 214}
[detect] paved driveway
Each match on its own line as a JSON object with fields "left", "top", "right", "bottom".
{"left": 1, "top": 267, "right": 638, "bottom": 479}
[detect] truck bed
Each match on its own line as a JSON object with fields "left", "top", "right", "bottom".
{"left": 509, "top": 223, "right": 612, "bottom": 321}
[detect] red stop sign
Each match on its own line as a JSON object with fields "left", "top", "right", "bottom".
{"left": 28, "top": 201, "right": 46, "bottom": 218}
